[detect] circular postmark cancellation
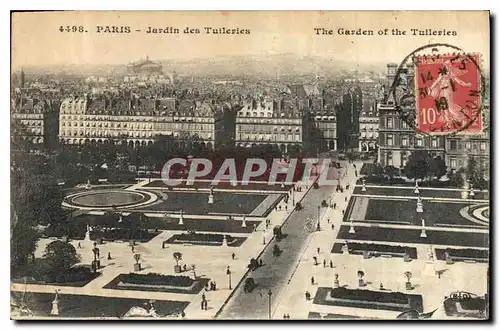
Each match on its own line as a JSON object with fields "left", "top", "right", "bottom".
{"left": 388, "top": 43, "right": 486, "bottom": 136}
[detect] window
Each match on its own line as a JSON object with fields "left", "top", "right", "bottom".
{"left": 450, "top": 157, "right": 457, "bottom": 169}
{"left": 387, "top": 117, "right": 393, "bottom": 129}
{"left": 402, "top": 120, "right": 408, "bottom": 129}
{"left": 450, "top": 140, "right": 458, "bottom": 150}
{"left": 417, "top": 137, "right": 423, "bottom": 147}
{"left": 402, "top": 135, "right": 408, "bottom": 146}
{"left": 480, "top": 142, "right": 486, "bottom": 151}
{"left": 465, "top": 141, "right": 471, "bottom": 149}
{"left": 431, "top": 137, "right": 438, "bottom": 148}
{"left": 387, "top": 152, "right": 393, "bottom": 166}
{"left": 386, "top": 134, "right": 393, "bottom": 146}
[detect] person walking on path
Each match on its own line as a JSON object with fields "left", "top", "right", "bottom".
{"left": 311, "top": 276, "right": 315, "bottom": 285}
{"left": 330, "top": 260, "right": 333, "bottom": 268}
{"left": 232, "top": 252, "right": 236, "bottom": 260}
{"left": 317, "top": 247, "right": 320, "bottom": 254}
{"left": 323, "top": 259, "right": 326, "bottom": 268}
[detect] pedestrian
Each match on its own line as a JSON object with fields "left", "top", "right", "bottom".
{"left": 131, "top": 245, "right": 135, "bottom": 253}
{"left": 305, "top": 291, "right": 311, "bottom": 300}
{"left": 283, "top": 313, "right": 287, "bottom": 319}
{"left": 266, "top": 223, "right": 269, "bottom": 230}
{"left": 279, "top": 205, "right": 282, "bottom": 211}
{"left": 342, "top": 210, "right": 345, "bottom": 216}
{"left": 355, "top": 170, "right": 358, "bottom": 177}
{"left": 202, "top": 292, "right": 206, "bottom": 301}
{"left": 162, "top": 241, "right": 165, "bottom": 249}
{"left": 205, "top": 283, "right": 210, "bottom": 291}
{"left": 317, "top": 247, "right": 320, "bottom": 254}
{"left": 259, "top": 259, "right": 263, "bottom": 267}
{"left": 213, "top": 282, "right": 217, "bottom": 290}
{"left": 232, "top": 252, "right": 236, "bottom": 260}
{"left": 323, "top": 259, "right": 326, "bottom": 267}
{"left": 181, "top": 311, "right": 185, "bottom": 318}
{"left": 311, "top": 276, "right": 315, "bottom": 285}
{"left": 327, "top": 218, "right": 330, "bottom": 224}
{"left": 285, "top": 205, "right": 287, "bottom": 211}
{"left": 330, "top": 260, "right": 333, "bottom": 268}
{"left": 313, "top": 256, "right": 318, "bottom": 265}
{"left": 200, "top": 300, "right": 204, "bottom": 310}
{"left": 345, "top": 196, "right": 347, "bottom": 202}
{"left": 77, "top": 242, "right": 81, "bottom": 249}
{"left": 107, "top": 252, "right": 112, "bottom": 260}
{"left": 346, "top": 184, "right": 350, "bottom": 190}
{"left": 331, "top": 224, "right": 334, "bottom": 230}
{"left": 380, "top": 283, "right": 384, "bottom": 290}
{"left": 286, "top": 314, "right": 290, "bottom": 319}
{"left": 334, "top": 203, "right": 337, "bottom": 209}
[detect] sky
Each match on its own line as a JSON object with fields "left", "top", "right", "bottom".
{"left": 11, "top": 11, "right": 490, "bottom": 69}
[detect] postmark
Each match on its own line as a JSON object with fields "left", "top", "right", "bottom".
{"left": 389, "top": 43, "right": 486, "bottom": 136}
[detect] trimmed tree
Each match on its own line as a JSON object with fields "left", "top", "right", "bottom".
{"left": 403, "top": 150, "right": 430, "bottom": 182}
{"left": 404, "top": 271, "right": 413, "bottom": 290}
{"left": 429, "top": 156, "right": 447, "bottom": 180}
{"left": 173, "top": 252, "right": 182, "bottom": 273}
{"left": 43, "top": 241, "right": 80, "bottom": 275}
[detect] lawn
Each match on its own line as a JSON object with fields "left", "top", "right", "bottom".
{"left": 143, "top": 180, "right": 292, "bottom": 191}
{"left": 313, "top": 287, "right": 423, "bottom": 312}
{"left": 337, "top": 225, "right": 489, "bottom": 248}
{"left": 331, "top": 243, "right": 418, "bottom": 259}
{"left": 364, "top": 199, "right": 488, "bottom": 228}
{"left": 353, "top": 186, "right": 489, "bottom": 200}
{"left": 165, "top": 233, "right": 246, "bottom": 247}
{"left": 138, "top": 191, "right": 277, "bottom": 216}
{"left": 10, "top": 291, "right": 189, "bottom": 318}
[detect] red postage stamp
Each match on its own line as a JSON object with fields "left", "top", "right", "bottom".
{"left": 415, "top": 53, "right": 483, "bottom": 135}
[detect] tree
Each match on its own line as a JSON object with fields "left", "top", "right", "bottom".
{"left": 403, "top": 150, "right": 430, "bottom": 181}
{"left": 43, "top": 241, "right": 80, "bottom": 272}
{"left": 11, "top": 221, "right": 39, "bottom": 266}
{"left": 173, "top": 252, "right": 182, "bottom": 266}
{"left": 429, "top": 156, "right": 447, "bottom": 179}
{"left": 384, "top": 165, "right": 400, "bottom": 181}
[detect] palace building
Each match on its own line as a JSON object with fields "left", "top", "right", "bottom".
{"left": 58, "top": 95, "right": 232, "bottom": 150}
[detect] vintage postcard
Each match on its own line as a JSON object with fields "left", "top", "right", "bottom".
{"left": 10, "top": 11, "right": 490, "bottom": 320}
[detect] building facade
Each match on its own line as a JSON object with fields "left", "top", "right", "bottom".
{"left": 11, "top": 96, "right": 59, "bottom": 148}
{"left": 235, "top": 97, "right": 304, "bottom": 154}
{"left": 358, "top": 108, "right": 379, "bottom": 152}
{"left": 58, "top": 95, "right": 230, "bottom": 150}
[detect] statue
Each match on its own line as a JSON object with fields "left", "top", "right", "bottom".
{"left": 50, "top": 290, "right": 60, "bottom": 316}
{"left": 208, "top": 186, "right": 214, "bottom": 204}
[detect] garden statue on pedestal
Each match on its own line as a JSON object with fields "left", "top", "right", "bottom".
{"left": 361, "top": 179, "right": 367, "bottom": 192}
{"left": 445, "top": 251, "right": 454, "bottom": 265}
{"left": 222, "top": 235, "right": 228, "bottom": 247}
{"left": 241, "top": 215, "right": 247, "bottom": 228}
{"left": 416, "top": 196, "right": 424, "bottom": 213}
{"left": 414, "top": 181, "right": 419, "bottom": 194}
{"left": 50, "top": 290, "right": 60, "bottom": 316}
{"left": 342, "top": 242, "right": 349, "bottom": 255}
{"left": 178, "top": 209, "right": 184, "bottom": 225}
{"left": 349, "top": 221, "right": 356, "bottom": 234}
{"left": 420, "top": 218, "right": 427, "bottom": 238}
{"left": 208, "top": 186, "right": 214, "bottom": 204}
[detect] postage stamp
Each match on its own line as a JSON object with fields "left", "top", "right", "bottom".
{"left": 415, "top": 53, "right": 483, "bottom": 135}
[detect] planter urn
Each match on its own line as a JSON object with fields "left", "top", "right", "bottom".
{"left": 405, "top": 282, "right": 412, "bottom": 290}
{"left": 134, "top": 263, "right": 141, "bottom": 271}
{"left": 174, "top": 265, "right": 182, "bottom": 273}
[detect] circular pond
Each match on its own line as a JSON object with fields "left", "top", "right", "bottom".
{"left": 69, "top": 190, "right": 149, "bottom": 208}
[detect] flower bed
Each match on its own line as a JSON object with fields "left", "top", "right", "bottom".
{"left": 89, "top": 229, "right": 160, "bottom": 242}
{"left": 443, "top": 297, "right": 487, "bottom": 318}
{"left": 435, "top": 248, "right": 489, "bottom": 263}
{"left": 313, "top": 287, "right": 423, "bottom": 312}
{"left": 331, "top": 243, "right": 418, "bottom": 259}
{"left": 103, "top": 273, "right": 210, "bottom": 294}
{"left": 11, "top": 262, "right": 100, "bottom": 287}
{"left": 165, "top": 233, "right": 246, "bottom": 247}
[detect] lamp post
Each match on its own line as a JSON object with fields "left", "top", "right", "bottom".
{"left": 268, "top": 289, "right": 272, "bottom": 320}
{"left": 291, "top": 188, "right": 295, "bottom": 206}
{"left": 316, "top": 205, "right": 321, "bottom": 231}
{"left": 226, "top": 266, "right": 232, "bottom": 290}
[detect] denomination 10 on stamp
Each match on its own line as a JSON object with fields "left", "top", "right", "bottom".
{"left": 415, "top": 53, "right": 482, "bottom": 135}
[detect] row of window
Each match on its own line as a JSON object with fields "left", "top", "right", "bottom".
{"left": 238, "top": 133, "right": 301, "bottom": 142}
{"left": 384, "top": 117, "right": 409, "bottom": 129}
{"left": 60, "top": 115, "right": 215, "bottom": 122}
{"left": 449, "top": 140, "right": 488, "bottom": 151}
{"left": 385, "top": 135, "right": 440, "bottom": 148}
{"left": 237, "top": 125, "right": 301, "bottom": 133}
{"left": 60, "top": 130, "right": 214, "bottom": 139}
{"left": 60, "top": 122, "right": 214, "bottom": 131}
